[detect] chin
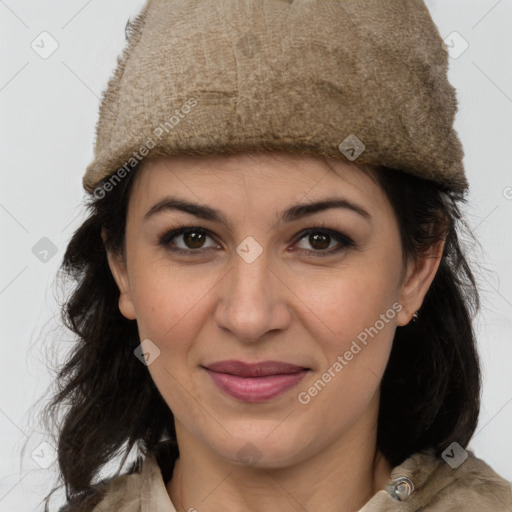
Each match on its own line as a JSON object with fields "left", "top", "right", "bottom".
{"left": 209, "top": 428, "right": 310, "bottom": 469}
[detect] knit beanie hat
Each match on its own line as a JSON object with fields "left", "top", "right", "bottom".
{"left": 82, "top": 0, "right": 468, "bottom": 197}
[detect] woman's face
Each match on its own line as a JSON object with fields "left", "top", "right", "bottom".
{"left": 106, "top": 151, "right": 442, "bottom": 468}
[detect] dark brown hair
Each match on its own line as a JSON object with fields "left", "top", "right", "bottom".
{"left": 41, "top": 156, "right": 481, "bottom": 511}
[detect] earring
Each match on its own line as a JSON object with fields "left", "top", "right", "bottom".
{"left": 411, "top": 311, "right": 419, "bottom": 323}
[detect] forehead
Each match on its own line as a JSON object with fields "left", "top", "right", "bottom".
{"left": 123, "top": 151, "right": 399, "bottom": 241}
{"left": 132, "top": 151, "right": 381, "bottom": 198}
{"left": 121, "top": 152, "right": 395, "bottom": 233}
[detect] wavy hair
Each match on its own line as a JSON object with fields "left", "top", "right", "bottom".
{"left": 41, "top": 158, "right": 481, "bottom": 511}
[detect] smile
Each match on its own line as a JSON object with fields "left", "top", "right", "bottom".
{"left": 202, "top": 360, "right": 310, "bottom": 402}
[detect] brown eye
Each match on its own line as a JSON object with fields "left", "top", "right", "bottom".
{"left": 294, "top": 228, "right": 355, "bottom": 256}
{"left": 159, "top": 227, "right": 219, "bottom": 254}
{"left": 158, "top": 226, "right": 354, "bottom": 257}
{"left": 308, "top": 232, "right": 331, "bottom": 250}
{"left": 183, "top": 231, "right": 207, "bottom": 249}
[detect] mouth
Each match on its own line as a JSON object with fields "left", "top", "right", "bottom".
{"left": 201, "top": 360, "right": 311, "bottom": 402}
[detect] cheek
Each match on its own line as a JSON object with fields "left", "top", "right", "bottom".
{"left": 128, "top": 253, "right": 221, "bottom": 351}
{"left": 292, "top": 259, "right": 402, "bottom": 353}
{"left": 288, "top": 254, "right": 402, "bottom": 419}
{"left": 128, "top": 260, "right": 218, "bottom": 429}
{"left": 292, "top": 267, "right": 400, "bottom": 437}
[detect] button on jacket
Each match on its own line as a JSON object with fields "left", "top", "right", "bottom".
{"left": 66, "top": 448, "right": 511, "bottom": 511}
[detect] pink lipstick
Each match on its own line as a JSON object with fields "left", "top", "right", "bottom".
{"left": 202, "top": 360, "right": 310, "bottom": 402}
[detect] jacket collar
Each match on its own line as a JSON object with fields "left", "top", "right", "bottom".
{"left": 92, "top": 447, "right": 512, "bottom": 511}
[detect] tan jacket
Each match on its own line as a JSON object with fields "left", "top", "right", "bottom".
{"left": 80, "top": 449, "right": 511, "bottom": 511}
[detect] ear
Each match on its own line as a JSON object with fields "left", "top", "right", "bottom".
{"left": 101, "top": 227, "right": 137, "bottom": 320}
{"left": 396, "top": 236, "right": 445, "bottom": 326}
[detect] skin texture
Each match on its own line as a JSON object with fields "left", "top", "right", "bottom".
{"left": 104, "top": 151, "right": 445, "bottom": 512}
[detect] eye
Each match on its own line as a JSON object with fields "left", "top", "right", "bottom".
{"left": 292, "top": 228, "right": 355, "bottom": 257}
{"left": 158, "top": 226, "right": 220, "bottom": 255}
{"left": 158, "top": 225, "right": 355, "bottom": 257}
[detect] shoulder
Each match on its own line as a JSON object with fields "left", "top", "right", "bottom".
{"left": 58, "top": 454, "right": 167, "bottom": 512}
{"left": 437, "top": 449, "right": 512, "bottom": 511}
{"left": 379, "top": 448, "right": 512, "bottom": 511}
{"left": 58, "top": 441, "right": 179, "bottom": 511}
{"left": 92, "top": 453, "right": 169, "bottom": 512}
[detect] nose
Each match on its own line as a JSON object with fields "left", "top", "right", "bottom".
{"left": 214, "top": 247, "right": 292, "bottom": 343}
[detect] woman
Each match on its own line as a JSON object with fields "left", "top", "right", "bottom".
{"left": 44, "top": 0, "right": 511, "bottom": 511}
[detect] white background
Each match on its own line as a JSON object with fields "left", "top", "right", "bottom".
{"left": 1, "top": 1, "right": 511, "bottom": 510}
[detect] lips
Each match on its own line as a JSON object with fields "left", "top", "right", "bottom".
{"left": 204, "top": 360, "right": 308, "bottom": 377}
{"left": 202, "top": 360, "right": 310, "bottom": 402}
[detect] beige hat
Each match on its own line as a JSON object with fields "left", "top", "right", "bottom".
{"left": 83, "top": 0, "right": 468, "bottom": 196}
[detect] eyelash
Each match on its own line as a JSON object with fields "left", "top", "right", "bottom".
{"left": 157, "top": 223, "right": 355, "bottom": 258}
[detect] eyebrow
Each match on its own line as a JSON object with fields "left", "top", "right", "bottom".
{"left": 144, "top": 196, "right": 372, "bottom": 228}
